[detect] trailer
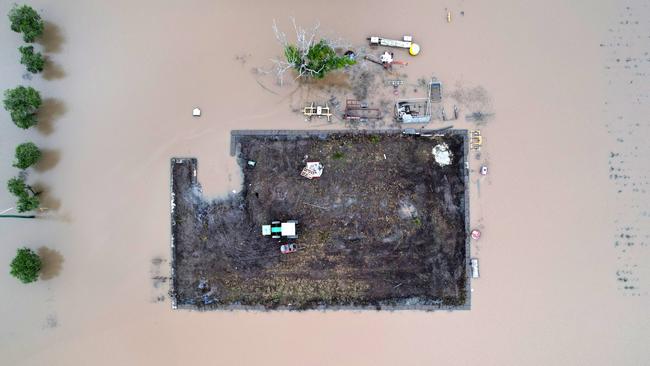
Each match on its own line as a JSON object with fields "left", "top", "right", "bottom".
{"left": 368, "top": 35, "right": 421, "bottom": 56}
{"left": 344, "top": 99, "right": 381, "bottom": 122}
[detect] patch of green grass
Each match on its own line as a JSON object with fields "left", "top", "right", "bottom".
{"left": 332, "top": 151, "right": 345, "bottom": 160}
{"left": 369, "top": 135, "right": 381, "bottom": 144}
{"left": 413, "top": 217, "right": 422, "bottom": 227}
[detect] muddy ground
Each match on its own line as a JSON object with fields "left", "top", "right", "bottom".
{"left": 171, "top": 132, "right": 469, "bottom": 310}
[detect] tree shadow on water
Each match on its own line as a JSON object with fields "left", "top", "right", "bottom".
{"left": 37, "top": 98, "right": 66, "bottom": 136}
{"left": 38, "top": 247, "right": 64, "bottom": 281}
{"left": 38, "top": 21, "right": 64, "bottom": 54}
{"left": 43, "top": 56, "right": 65, "bottom": 80}
{"left": 31, "top": 182, "right": 61, "bottom": 211}
{"left": 34, "top": 149, "right": 60, "bottom": 172}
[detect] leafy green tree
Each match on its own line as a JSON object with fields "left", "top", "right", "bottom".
{"left": 17, "top": 194, "right": 40, "bottom": 212}
{"left": 10, "top": 247, "right": 41, "bottom": 283}
{"left": 8, "top": 5, "right": 44, "bottom": 43}
{"left": 13, "top": 142, "right": 41, "bottom": 169}
{"left": 285, "top": 40, "right": 355, "bottom": 79}
{"left": 7, "top": 176, "right": 40, "bottom": 212}
{"left": 18, "top": 45, "right": 45, "bottom": 73}
{"left": 7, "top": 176, "right": 28, "bottom": 197}
{"left": 3, "top": 86, "right": 41, "bottom": 129}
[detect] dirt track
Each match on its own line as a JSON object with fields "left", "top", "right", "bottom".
{"left": 171, "top": 132, "right": 468, "bottom": 310}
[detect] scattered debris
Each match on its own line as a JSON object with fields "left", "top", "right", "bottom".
{"left": 432, "top": 143, "right": 453, "bottom": 166}
{"left": 386, "top": 79, "right": 404, "bottom": 95}
{"left": 300, "top": 161, "right": 324, "bottom": 179}
{"left": 471, "top": 229, "right": 481, "bottom": 240}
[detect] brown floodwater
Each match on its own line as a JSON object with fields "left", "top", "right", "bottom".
{"left": 1, "top": 0, "right": 648, "bottom": 365}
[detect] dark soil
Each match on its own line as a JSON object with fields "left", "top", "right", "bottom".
{"left": 171, "top": 132, "right": 469, "bottom": 310}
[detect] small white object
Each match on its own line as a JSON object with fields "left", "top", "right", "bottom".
{"left": 262, "top": 225, "right": 271, "bottom": 236}
{"left": 432, "top": 143, "right": 453, "bottom": 166}
{"left": 301, "top": 161, "right": 324, "bottom": 179}
{"left": 383, "top": 154, "right": 387, "bottom": 160}
{"left": 403, "top": 35, "right": 413, "bottom": 42}
{"left": 232, "top": 190, "right": 236, "bottom": 193}
{"left": 380, "top": 51, "right": 393, "bottom": 64}
{"left": 192, "top": 107, "right": 201, "bottom": 117}
{"left": 480, "top": 166, "right": 488, "bottom": 175}
{"left": 281, "top": 222, "right": 296, "bottom": 237}
{"left": 471, "top": 258, "right": 480, "bottom": 278}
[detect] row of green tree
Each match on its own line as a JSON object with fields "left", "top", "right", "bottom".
{"left": 5, "top": 5, "right": 48, "bottom": 284}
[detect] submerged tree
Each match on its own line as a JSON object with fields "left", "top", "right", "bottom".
{"left": 17, "top": 194, "right": 40, "bottom": 212}
{"left": 3, "top": 86, "right": 41, "bottom": 129}
{"left": 270, "top": 18, "right": 354, "bottom": 84}
{"left": 8, "top": 5, "right": 44, "bottom": 43}
{"left": 13, "top": 142, "right": 41, "bottom": 169}
{"left": 7, "top": 176, "right": 40, "bottom": 212}
{"left": 19, "top": 45, "right": 45, "bottom": 73}
{"left": 10, "top": 247, "right": 42, "bottom": 283}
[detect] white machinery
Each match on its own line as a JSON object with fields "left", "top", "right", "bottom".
{"left": 368, "top": 35, "right": 420, "bottom": 56}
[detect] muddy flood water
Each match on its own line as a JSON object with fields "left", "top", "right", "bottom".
{"left": 0, "top": 0, "right": 648, "bottom": 365}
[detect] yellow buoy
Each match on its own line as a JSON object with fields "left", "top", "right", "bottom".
{"left": 409, "top": 43, "right": 420, "bottom": 56}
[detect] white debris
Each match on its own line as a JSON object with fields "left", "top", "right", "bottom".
{"left": 380, "top": 51, "right": 393, "bottom": 64}
{"left": 301, "top": 162, "right": 324, "bottom": 179}
{"left": 432, "top": 143, "right": 453, "bottom": 166}
{"left": 192, "top": 107, "right": 201, "bottom": 117}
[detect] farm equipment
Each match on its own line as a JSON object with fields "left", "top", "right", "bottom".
{"left": 470, "top": 130, "right": 483, "bottom": 150}
{"left": 343, "top": 99, "right": 381, "bottom": 122}
{"left": 262, "top": 220, "right": 298, "bottom": 239}
{"left": 303, "top": 102, "right": 333, "bottom": 122}
{"left": 364, "top": 52, "right": 408, "bottom": 70}
{"left": 368, "top": 35, "right": 421, "bottom": 56}
{"left": 395, "top": 79, "right": 443, "bottom": 123}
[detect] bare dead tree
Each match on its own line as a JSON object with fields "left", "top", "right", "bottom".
{"left": 268, "top": 18, "right": 352, "bottom": 85}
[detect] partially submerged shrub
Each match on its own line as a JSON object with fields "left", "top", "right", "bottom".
{"left": 19, "top": 45, "right": 45, "bottom": 73}
{"left": 13, "top": 142, "right": 41, "bottom": 169}
{"left": 6, "top": 176, "right": 40, "bottom": 212}
{"left": 3, "top": 86, "right": 41, "bottom": 129}
{"left": 284, "top": 40, "right": 355, "bottom": 79}
{"left": 10, "top": 247, "right": 42, "bottom": 283}
{"left": 8, "top": 5, "right": 44, "bottom": 43}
